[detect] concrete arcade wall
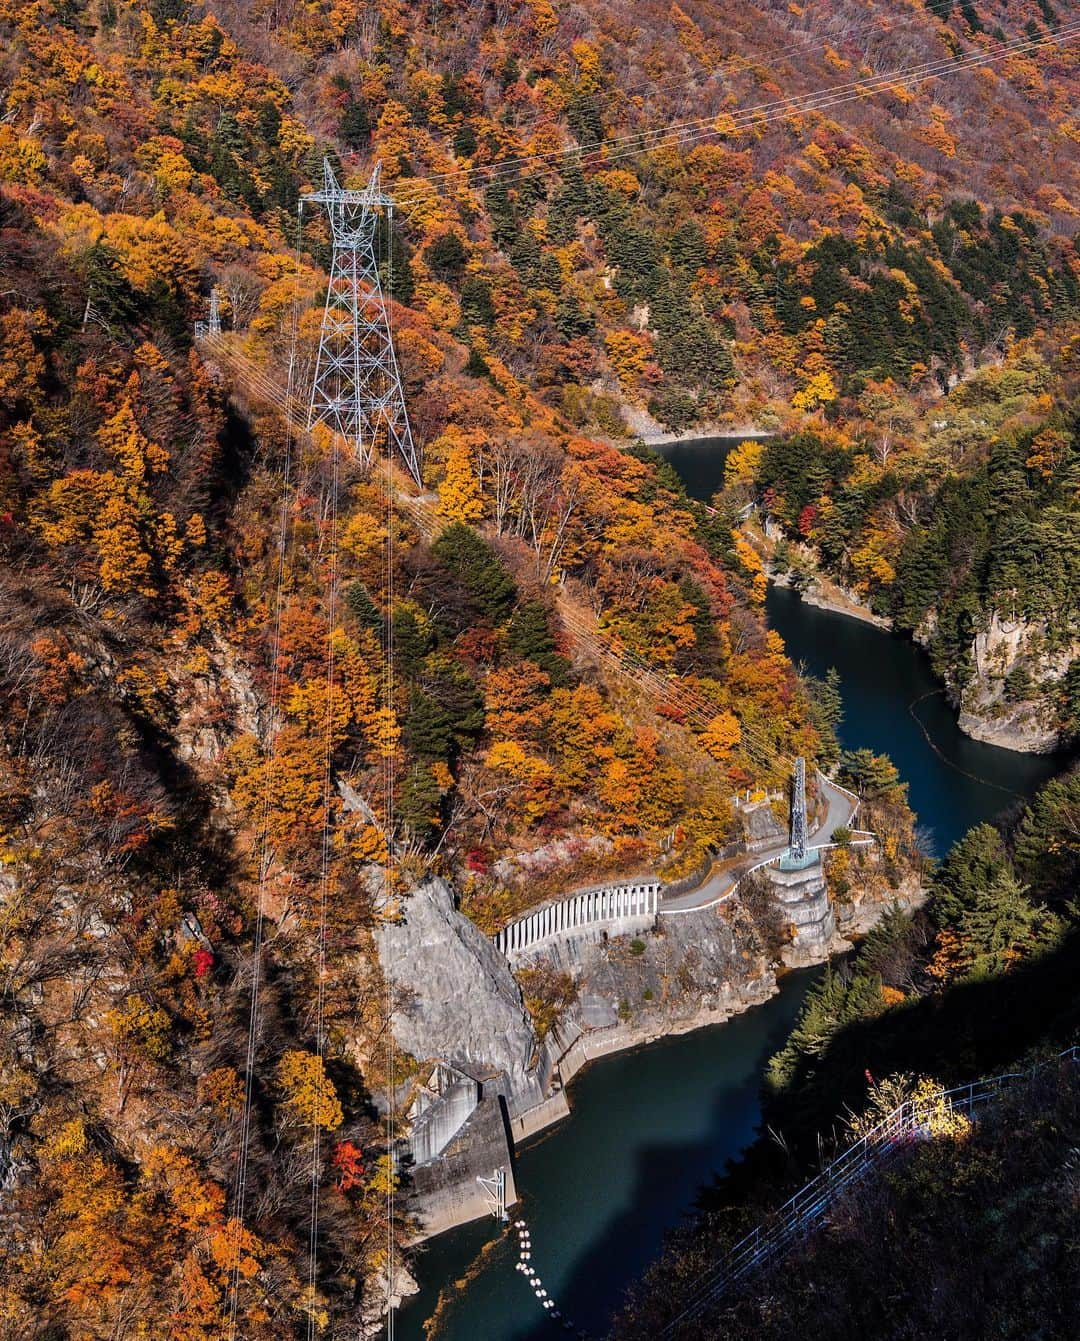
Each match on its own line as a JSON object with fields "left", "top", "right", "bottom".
{"left": 494, "top": 880, "right": 660, "bottom": 961}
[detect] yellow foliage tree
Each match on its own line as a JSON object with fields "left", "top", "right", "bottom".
{"left": 437, "top": 433, "right": 484, "bottom": 523}
{"left": 700, "top": 709, "right": 741, "bottom": 761}
{"left": 276, "top": 1051, "right": 344, "bottom": 1130}
{"left": 792, "top": 370, "right": 838, "bottom": 413}
{"left": 98, "top": 399, "right": 170, "bottom": 478}
{"left": 724, "top": 438, "right": 765, "bottom": 488}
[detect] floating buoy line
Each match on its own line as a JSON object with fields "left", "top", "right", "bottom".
{"left": 513, "top": 1219, "right": 590, "bottom": 1338}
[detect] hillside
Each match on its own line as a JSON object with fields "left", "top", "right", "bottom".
{"left": 0, "top": 0, "right": 1077, "bottom": 1336}
{"left": 616, "top": 1048, "right": 1080, "bottom": 1341}
{"left": 611, "top": 766, "right": 1080, "bottom": 1337}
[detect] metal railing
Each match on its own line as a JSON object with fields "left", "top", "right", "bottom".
{"left": 661, "top": 1045, "right": 1079, "bottom": 1334}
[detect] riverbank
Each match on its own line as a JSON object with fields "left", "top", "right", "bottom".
{"left": 768, "top": 569, "right": 891, "bottom": 630}
{"left": 397, "top": 969, "right": 823, "bottom": 1341}
{"left": 757, "top": 529, "right": 1061, "bottom": 753}
{"left": 409, "top": 976, "right": 781, "bottom": 1244}
{"left": 400, "top": 582, "right": 1061, "bottom": 1341}
{"left": 509, "top": 970, "right": 779, "bottom": 1148}
{"left": 618, "top": 404, "right": 775, "bottom": 446}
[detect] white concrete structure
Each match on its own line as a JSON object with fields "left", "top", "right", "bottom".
{"left": 493, "top": 881, "right": 660, "bottom": 961}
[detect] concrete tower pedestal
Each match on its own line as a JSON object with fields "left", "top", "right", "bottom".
{"left": 767, "top": 853, "right": 843, "bottom": 966}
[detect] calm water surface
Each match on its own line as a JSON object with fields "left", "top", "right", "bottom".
{"left": 765, "top": 585, "right": 1058, "bottom": 855}
{"left": 398, "top": 969, "right": 818, "bottom": 1341}
{"left": 650, "top": 433, "right": 1057, "bottom": 855}
{"left": 398, "top": 434, "right": 1059, "bottom": 1340}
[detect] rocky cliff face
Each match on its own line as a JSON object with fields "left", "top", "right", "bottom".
{"left": 374, "top": 877, "right": 546, "bottom": 1117}
{"left": 539, "top": 898, "right": 778, "bottom": 1041}
{"left": 955, "top": 611, "right": 1076, "bottom": 753}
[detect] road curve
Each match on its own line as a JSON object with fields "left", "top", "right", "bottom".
{"left": 660, "top": 775, "right": 860, "bottom": 913}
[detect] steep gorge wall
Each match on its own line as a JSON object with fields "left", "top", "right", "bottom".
{"left": 374, "top": 876, "right": 547, "bottom": 1119}
{"left": 953, "top": 610, "right": 1077, "bottom": 753}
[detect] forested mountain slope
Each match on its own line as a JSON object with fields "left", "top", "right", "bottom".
{"left": 0, "top": 0, "right": 1077, "bottom": 1336}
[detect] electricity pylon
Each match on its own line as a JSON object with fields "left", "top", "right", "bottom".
{"left": 790, "top": 756, "right": 807, "bottom": 862}
{"left": 300, "top": 159, "right": 421, "bottom": 485}
{"left": 194, "top": 286, "right": 221, "bottom": 341}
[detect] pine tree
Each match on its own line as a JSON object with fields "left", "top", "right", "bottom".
{"left": 507, "top": 601, "right": 571, "bottom": 687}
{"left": 930, "top": 822, "right": 1009, "bottom": 929}
{"left": 955, "top": 870, "right": 1044, "bottom": 978}
{"left": 345, "top": 581, "right": 383, "bottom": 632}
{"left": 431, "top": 524, "right": 516, "bottom": 621}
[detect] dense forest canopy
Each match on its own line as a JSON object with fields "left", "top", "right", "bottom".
{"left": 0, "top": 0, "right": 1077, "bottom": 1336}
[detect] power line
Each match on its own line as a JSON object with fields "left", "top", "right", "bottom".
{"left": 225, "top": 203, "right": 305, "bottom": 1341}
{"left": 441, "top": 4, "right": 945, "bottom": 164}
{"left": 393, "top": 23, "right": 1079, "bottom": 201}
{"left": 306, "top": 421, "right": 340, "bottom": 1338}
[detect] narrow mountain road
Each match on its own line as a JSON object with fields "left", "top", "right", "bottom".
{"left": 660, "top": 775, "right": 861, "bottom": 913}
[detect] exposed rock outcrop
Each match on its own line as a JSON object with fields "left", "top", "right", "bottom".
{"left": 954, "top": 611, "right": 1076, "bottom": 753}
{"left": 375, "top": 876, "right": 546, "bottom": 1117}
{"left": 535, "top": 898, "right": 776, "bottom": 1036}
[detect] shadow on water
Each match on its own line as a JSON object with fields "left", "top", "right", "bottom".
{"left": 400, "top": 971, "right": 819, "bottom": 1341}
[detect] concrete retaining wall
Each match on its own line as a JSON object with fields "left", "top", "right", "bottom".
{"left": 494, "top": 880, "right": 660, "bottom": 960}
{"left": 407, "top": 1067, "right": 481, "bottom": 1166}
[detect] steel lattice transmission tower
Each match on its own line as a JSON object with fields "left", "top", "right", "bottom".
{"left": 300, "top": 159, "right": 421, "bottom": 484}
{"left": 789, "top": 756, "right": 808, "bottom": 862}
